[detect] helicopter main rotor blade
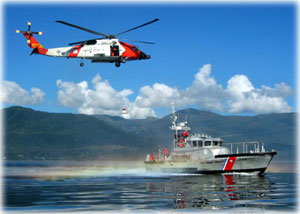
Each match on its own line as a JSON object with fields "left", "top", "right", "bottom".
{"left": 115, "top": 18, "right": 159, "bottom": 37}
{"left": 132, "top": 40, "right": 156, "bottom": 44}
{"left": 121, "top": 39, "right": 156, "bottom": 44}
{"left": 56, "top": 20, "right": 107, "bottom": 37}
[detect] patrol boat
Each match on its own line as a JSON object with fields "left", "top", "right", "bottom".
{"left": 144, "top": 103, "right": 277, "bottom": 174}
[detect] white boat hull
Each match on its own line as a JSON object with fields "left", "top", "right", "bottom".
{"left": 144, "top": 152, "right": 276, "bottom": 174}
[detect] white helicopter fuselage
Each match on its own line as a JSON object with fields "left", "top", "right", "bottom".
{"left": 46, "top": 39, "right": 126, "bottom": 62}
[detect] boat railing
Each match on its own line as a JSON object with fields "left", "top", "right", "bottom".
{"left": 224, "top": 141, "right": 266, "bottom": 154}
{"left": 145, "top": 150, "right": 169, "bottom": 162}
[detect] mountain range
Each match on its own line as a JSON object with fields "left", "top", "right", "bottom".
{"left": 3, "top": 106, "right": 296, "bottom": 162}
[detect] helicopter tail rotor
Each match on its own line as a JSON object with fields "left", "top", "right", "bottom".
{"left": 16, "top": 21, "right": 48, "bottom": 55}
{"left": 15, "top": 21, "right": 44, "bottom": 48}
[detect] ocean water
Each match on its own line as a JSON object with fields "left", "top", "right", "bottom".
{"left": 3, "top": 161, "right": 298, "bottom": 213}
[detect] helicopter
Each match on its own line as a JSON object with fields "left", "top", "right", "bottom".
{"left": 15, "top": 19, "right": 159, "bottom": 67}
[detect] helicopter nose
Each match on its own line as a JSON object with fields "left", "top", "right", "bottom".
{"left": 139, "top": 51, "right": 151, "bottom": 60}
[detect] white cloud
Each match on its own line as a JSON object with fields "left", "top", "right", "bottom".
{"left": 0, "top": 81, "right": 45, "bottom": 105}
{"left": 134, "top": 64, "right": 226, "bottom": 112}
{"left": 227, "top": 74, "right": 254, "bottom": 96}
{"left": 127, "top": 102, "right": 156, "bottom": 119}
{"left": 56, "top": 73, "right": 155, "bottom": 118}
{"left": 135, "top": 83, "right": 180, "bottom": 108}
{"left": 183, "top": 64, "right": 227, "bottom": 111}
{"left": 193, "top": 64, "right": 218, "bottom": 87}
{"left": 56, "top": 79, "right": 88, "bottom": 108}
{"left": 56, "top": 65, "right": 293, "bottom": 118}
{"left": 226, "top": 75, "right": 292, "bottom": 113}
{"left": 133, "top": 64, "right": 227, "bottom": 112}
{"left": 260, "top": 82, "right": 293, "bottom": 98}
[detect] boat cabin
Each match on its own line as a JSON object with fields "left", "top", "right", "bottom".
{"left": 175, "top": 135, "right": 223, "bottom": 149}
{"left": 187, "top": 139, "right": 222, "bottom": 147}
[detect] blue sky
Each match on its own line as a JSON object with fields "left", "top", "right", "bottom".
{"left": 2, "top": 3, "right": 297, "bottom": 118}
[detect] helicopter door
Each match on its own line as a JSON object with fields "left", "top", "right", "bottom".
{"left": 110, "top": 45, "right": 119, "bottom": 56}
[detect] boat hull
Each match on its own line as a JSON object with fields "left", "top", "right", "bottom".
{"left": 144, "top": 152, "right": 276, "bottom": 174}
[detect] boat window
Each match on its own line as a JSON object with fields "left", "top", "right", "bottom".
{"left": 192, "top": 141, "right": 197, "bottom": 147}
{"left": 198, "top": 141, "right": 203, "bottom": 147}
{"left": 213, "top": 141, "right": 219, "bottom": 146}
{"left": 186, "top": 141, "right": 191, "bottom": 146}
{"left": 205, "top": 141, "right": 211, "bottom": 147}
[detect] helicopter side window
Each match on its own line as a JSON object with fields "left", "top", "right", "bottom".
{"left": 192, "top": 141, "right": 197, "bottom": 147}
{"left": 205, "top": 141, "right": 211, "bottom": 147}
{"left": 110, "top": 45, "right": 119, "bottom": 56}
{"left": 197, "top": 141, "right": 203, "bottom": 147}
{"left": 86, "top": 40, "right": 97, "bottom": 45}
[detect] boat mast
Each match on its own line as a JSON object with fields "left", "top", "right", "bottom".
{"left": 170, "top": 101, "right": 178, "bottom": 148}
{"left": 170, "top": 100, "right": 178, "bottom": 138}
{"left": 170, "top": 101, "right": 191, "bottom": 149}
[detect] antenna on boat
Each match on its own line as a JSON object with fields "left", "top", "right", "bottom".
{"left": 170, "top": 100, "right": 177, "bottom": 123}
{"left": 170, "top": 100, "right": 178, "bottom": 138}
{"left": 171, "top": 100, "right": 176, "bottom": 115}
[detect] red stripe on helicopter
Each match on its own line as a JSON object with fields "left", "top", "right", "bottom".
{"left": 68, "top": 45, "right": 82, "bottom": 58}
{"left": 222, "top": 156, "right": 237, "bottom": 171}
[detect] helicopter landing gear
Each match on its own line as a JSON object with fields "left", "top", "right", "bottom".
{"left": 115, "top": 61, "right": 121, "bottom": 67}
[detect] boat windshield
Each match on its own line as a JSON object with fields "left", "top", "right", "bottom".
{"left": 189, "top": 140, "right": 204, "bottom": 147}
{"left": 198, "top": 141, "right": 203, "bottom": 147}
{"left": 192, "top": 141, "right": 197, "bottom": 147}
{"left": 205, "top": 141, "right": 211, "bottom": 147}
{"left": 189, "top": 140, "right": 222, "bottom": 147}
